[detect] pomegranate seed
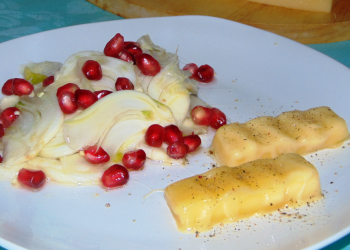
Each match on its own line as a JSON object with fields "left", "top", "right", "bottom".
{"left": 0, "top": 155, "right": 3, "bottom": 163}
{"left": 191, "top": 64, "right": 214, "bottom": 83}
{"left": 84, "top": 145, "right": 110, "bottom": 164}
{"left": 82, "top": 60, "right": 103, "bottom": 81}
{"left": 1, "top": 107, "right": 20, "bottom": 124}
{"left": 191, "top": 106, "right": 213, "bottom": 126}
{"left": 75, "top": 89, "right": 98, "bottom": 109}
{"left": 115, "top": 77, "right": 134, "bottom": 91}
{"left": 167, "top": 142, "right": 189, "bottom": 159}
{"left": 0, "top": 124, "right": 4, "bottom": 138}
{"left": 163, "top": 125, "right": 183, "bottom": 145}
{"left": 57, "top": 91, "right": 78, "bottom": 114}
{"left": 56, "top": 83, "right": 80, "bottom": 97}
{"left": 183, "top": 134, "right": 201, "bottom": 153}
{"left": 122, "top": 149, "right": 146, "bottom": 170}
{"left": 104, "top": 33, "right": 124, "bottom": 58}
{"left": 12, "top": 78, "right": 34, "bottom": 96}
{"left": 94, "top": 90, "right": 113, "bottom": 99}
{"left": 124, "top": 43, "right": 142, "bottom": 57}
{"left": 117, "top": 49, "right": 136, "bottom": 64}
{"left": 145, "top": 124, "right": 164, "bottom": 147}
{"left": 2, "top": 79, "right": 14, "bottom": 95}
{"left": 42, "top": 75, "right": 54, "bottom": 87}
{"left": 0, "top": 116, "right": 10, "bottom": 129}
{"left": 183, "top": 63, "right": 198, "bottom": 75}
{"left": 17, "top": 168, "right": 46, "bottom": 189}
{"left": 101, "top": 164, "right": 129, "bottom": 188}
{"left": 124, "top": 41, "right": 140, "bottom": 47}
{"left": 135, "top": 53, "right": 161, "bottom": 76}
{"left": 210, "top": 108, "right": 227, "bottom": 129}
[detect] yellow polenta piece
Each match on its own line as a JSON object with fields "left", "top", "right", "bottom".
{"left": 212, "top": 106, "right": 349, "bottom": 167}
{"left": 164, "top": 153, "right": 323, "bottom": 233}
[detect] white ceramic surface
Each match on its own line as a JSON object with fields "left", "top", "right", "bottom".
{"left": 0, "top": 16, "right": 349, "bottom": 250}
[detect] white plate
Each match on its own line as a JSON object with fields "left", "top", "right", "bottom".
{"left": 0, "top": 16, "right": 349, "bottom": 250}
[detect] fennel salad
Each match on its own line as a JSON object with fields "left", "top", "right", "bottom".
{"left": 0, "top": 33, "right": 226, "bottom": 190}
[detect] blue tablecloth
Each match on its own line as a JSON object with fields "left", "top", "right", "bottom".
{"left": 0, "top": 0, "right": 349, "bottom": 249}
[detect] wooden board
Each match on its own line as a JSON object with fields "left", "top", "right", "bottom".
{"left": 86, "top": 0, "right": 350, "bottom": 44}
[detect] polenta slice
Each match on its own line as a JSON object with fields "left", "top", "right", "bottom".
{"left": 164, "top": 153, "right": 323, "bottom": 233}
{"left": 212, "top": 106, "right": 349, "bottom": 167}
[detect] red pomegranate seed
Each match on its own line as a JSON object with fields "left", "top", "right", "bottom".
{"left": 124, "top": 43, "right": 143, "bottom": 57}
{"left": 183, "top": 134, "right": 201, "bottom": 153}
{"left": 115, "top": 77, "right": 134, "bottom": 91}
{"left": 82, "top": 60, "right": 103, "bottom": 81}
{"left": 163, "top": 125, "right": 183, "bottom": 145}
{"left": 101, "top": 164, "right": 129, "bottom": 188}
{"left": 94, "top": 90, "right": 113, "bottom": 99}
{"left": 183, "top": 63, "right": 198, "bottom": 75}
{"left": 84, "top": 145, "right": 110, "bottom": 164}
{"left": 124, "top": 41, "right": 140, "bottom": 47}
{"left": 75, "top": 89, "right": 98, "bottom": 109}
{"left": 12, "top": 78, "right": 34, "bottom": 96}
{"left": 135, "top": 53, "right": 161, "bottom": 76}
{"left": 0, "top": 155, "right": 3, "bottom": 163}
{"left": 104, "top": 33, "right": 124, "bottom": 58}
{"left": 210, "top": 108, "right": 227, "bottom": 129}
{"left": 145, "top": 124, "right": 164, "bottom": 147}
{"left": 2, "top": 79, "right": 14, "bottom": 95}
{"left": 17, "top": 168, "right": 46, "bottom": 189}
{"left": 191, "top": 106, "right": 213, "bottom": 126}
{"left": 122, "top": 149, "right": 146, "bottom": 170}
{"left": 0, "top": 124, "right": 4, "bottom": 139}
{"left": 191, "top": 64, "right": 214, "bottom": 83}
{"left": 42, "top": 75, "right": 54, "bottom": 87}
{"left": 1, "top": 107, "right": 20, "bottom": 124}
{"left": 117, "top": 49, "right": 136, "bottom": 64}
{"left": 0, "top": 116, "right": 10, "bottom": 129}
{"left": 56, "top": 83, "right": 80, "bottom": 97}
{"left": 57, "top": 91, "right": 78, "bottom": 114}
{"left": 167, "top": 142, "right": 189, "bottom": 159}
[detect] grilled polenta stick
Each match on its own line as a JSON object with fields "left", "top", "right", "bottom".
{"left": 164, "top": 153, "right": 323, "bottom": 233}
{"left": 212, "top": 106, "right": 349, "bottom": 167}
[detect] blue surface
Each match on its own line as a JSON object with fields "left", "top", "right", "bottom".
{"left": 0, "top": 0, "right": 349, "bottom": 249}
{"left": 0, "top": 0, "right": 123, "bottom": 43}
{"left": 308, "top": 40, "right": 350, "bottom": 69}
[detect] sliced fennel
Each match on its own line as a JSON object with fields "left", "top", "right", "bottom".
{"left": 75, "top": 55, "right": 137, "bottom": 92}
{"left": 112, "top": 131, "right": 145, "bottom": 159}
{"left": 147, "top": 55, "right": 190, "bottom": 127}
{"left": 63, "top": 90, "right": 176, "bottom": 152}
{"left": 20, "top": 61, "right": 62, "bottom": 80}
{"left": 137, "top": 34, "right": 166, "bottom": 54}
{"left": 100, "top": 113, "right": 156, "bottom": 157}
{"left": 0, "top": 156, "right": 109, "bottom": 185}
{"left": 136, "top": 141, "right": 184, "bottom": 165}
{"left": 81, "top": 56, "right": 136, "bottom": 83}
{"left": 55, "top": 51, "right": 137, "bottom": 93}
{"left": 183, "top": 77, "right": 198, "bottom": 95}
{"left": 137, "top": 34, "right": 175, "bottom": 67}
{"left": 0, "top": 34, "right": 210, "bottom": 186}
{"left": 0, "top": 95, "right": 20, "bottom": 110}
{"left": 44, "top": 73, "right": 81, "bottom": 94}
{"left": 2, "top": 91, "right": 64, "bottom": 166}
{"left": 181, "top": 118, "right": 208, "bottom": 135}
{"left": 38, "top": 127, "right": 78, "bottom": 158}
{"left": 54, "top": 51, "right": 104, "bottom": 80}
